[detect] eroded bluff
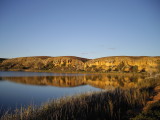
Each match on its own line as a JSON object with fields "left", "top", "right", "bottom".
{"left": 85, "top": 56, "right": 160, "bottom": 73}
{"left": 0, "top": 56, "right": 88, "bottom": 72}
{"left": 0, "top": 56, "right": 160, "bottom": 73}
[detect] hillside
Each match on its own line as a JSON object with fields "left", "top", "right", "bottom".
{"left": 0, "top": 58, "right": 7, "bottom": 63}
{"left": 0, "top": 56, "right": 160, "bottom": 73}
{"left": 85, "top": 56, "right": 160, "bottom": 73}
{"left": 0, "top": 56, "right": 89, "bottom": 72}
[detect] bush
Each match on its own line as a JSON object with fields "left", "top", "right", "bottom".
{"left": 131, "top": 66, "right": 138, "bottom": 73}
{"left": 43, "top": 62, "right": 54, "bottom": 70}
{"left": 117, "top": 62, "right": 125, "bottom": 71}
{"left": 157, "top": 60, "right": 160, "bottom": 72}
{"left": 131, "top": 101, "right": 160, "bottom": 120}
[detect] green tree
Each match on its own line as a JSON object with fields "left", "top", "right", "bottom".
{"left": 131, "top": 66, "right": 138, "bottom": 73}
{"left": 157, "top": 60, "right": 160, "bottom": 73}
{"left": 117, "top": 62, "right": 125, "bottom": 72}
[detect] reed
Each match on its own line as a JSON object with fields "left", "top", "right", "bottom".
{"left": 1, "top": 75, "right": 159, "bottom": 120}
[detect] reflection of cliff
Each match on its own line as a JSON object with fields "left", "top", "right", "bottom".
{"left": 0, "top": 56, "right": 160, "bottom": 73}
{"left": 3, "top": 74, "right": 146, "bottom": 89}
{"left": 3, "top": 76, "right": 86, "bottom": 87}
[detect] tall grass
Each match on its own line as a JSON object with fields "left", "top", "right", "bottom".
{"left": 0, "top": 89, "right": 152, "bottom": 120}
{"left": 1, "top": 76, "right": 160, "bottom": 120}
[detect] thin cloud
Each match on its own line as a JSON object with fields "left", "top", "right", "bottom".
{"left": 107, "top": 48, "right": 116, "bottom": 50}
{"left": 81, "top": 53, "right": 89, "bottom": 55}
{"left": 81, "top": 52, "right": 96, "bottom": 55}
{"left": 90, "top": 52, "right": 96, "bottom": 54}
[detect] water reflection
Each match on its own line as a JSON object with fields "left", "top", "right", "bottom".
{"left": 2, "top": 74, "right": 146, "bottom": 89}
{"left": 0, "top": 72, "right": 147, "bottom": 115}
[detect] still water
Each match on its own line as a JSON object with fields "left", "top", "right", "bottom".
{"left": 0, "top": 71, "right": 145, "bottom": 114}
{"left": 0, "top": 71, "right": 101, "bottom": 112}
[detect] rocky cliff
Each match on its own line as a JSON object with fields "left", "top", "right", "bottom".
{"left": 85, "top": 56, "right": 160, "bottom": 73}
{"left": 0, "top": 56, "right": 88, "bottom": 72}
{"left": 0, "top": 56, "right": 160, "bottom": 73}
{"left": 0, "top": 58, "right": 7, "bottom": 63}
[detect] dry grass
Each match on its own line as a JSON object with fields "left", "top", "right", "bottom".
{"left": 0, "top": 89, "right": 153, "bottom": 120}
{"left": 1, "top": 75, "right": 160, "bottom": 120}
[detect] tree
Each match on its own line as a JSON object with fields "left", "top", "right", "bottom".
{"left": 131, "top": 65, "right": 138, "bottom": 73}
{"left": 157, "top": 60, "right": 160, "bottom": 73}
{"left": 117, "top": 62, "right": 125, "bottom": 71}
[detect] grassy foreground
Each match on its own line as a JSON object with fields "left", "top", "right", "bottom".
{"left": 1, "top": 75, "right": 160, "bottom": 120}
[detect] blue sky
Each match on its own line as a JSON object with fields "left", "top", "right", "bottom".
{"left": 0, "top": 0, "right": 160, "bottom": 59}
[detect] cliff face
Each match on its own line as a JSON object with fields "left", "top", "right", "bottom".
{"left": 0, "top": 56, "right": 160, "bottom": 73}
{"left": 0, "top": 56, "right": 88, "bottom": 72}
{"left": 0, "top": 58, "right": 7, "bottom": 63}
{"left": 85, "top": 56, "right": 160, "bottom": 73}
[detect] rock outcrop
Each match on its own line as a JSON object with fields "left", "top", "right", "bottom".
{"left": 85, "top": 56, "right": 160, "bottom": 73}
{"left": 0, "top": 56, "right": 89, "bottom": 72}
{"left": 0, "top": 56, "right": 160, "bottom": 73}
{"left": 0, "top": 58, "right": 7, "bottom": 63}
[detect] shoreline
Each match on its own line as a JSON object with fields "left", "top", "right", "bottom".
{"left": 0, "top": 69, "right": 147, "bottom": 76}
{"left": 1, "top": 74, "right": 160, "bottom": 120}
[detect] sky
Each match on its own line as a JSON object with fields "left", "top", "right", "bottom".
{"left": 0, "top": 0, "right": 160, "bottom": 59}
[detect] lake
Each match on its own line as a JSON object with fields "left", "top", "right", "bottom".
{"left": 0, "top": 71, "right": 146, "bottom": 115}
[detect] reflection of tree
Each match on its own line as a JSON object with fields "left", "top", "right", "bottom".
{"left": 117, "top": 79, "right": 124, "bottom": 87}
{"left": 130, "top": 76, "right": 138, "bottom": 82}
{"left": 0, "top": 77, "right": 3, "bottom": 81}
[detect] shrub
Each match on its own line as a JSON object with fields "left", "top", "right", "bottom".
{"left": 43, "top": 62, "right": 54, "bottom": 70}
{"left": 117, "top": 62, "right": 125, "bottom": 71}
{"left": 131, "top": 101, "right": 160, "bottom": 120}
{"left": 157, "top": 60, "right": 160, "bottom": 72}
{"left": 131, "top": 66, "right": 138, "bottom": 73}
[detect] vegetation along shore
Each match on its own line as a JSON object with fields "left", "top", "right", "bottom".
{"left": 0, "top": 56, "right": 160, "bottom": 120}
{"left": 1, "top": 74, "right": 160, "bottom": 120}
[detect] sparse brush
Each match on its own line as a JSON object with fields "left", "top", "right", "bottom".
{"left": 1, "top": 76, "right": 160, "bottom": 120}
